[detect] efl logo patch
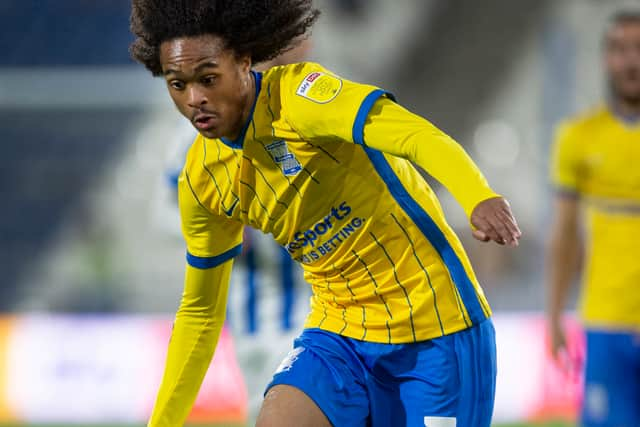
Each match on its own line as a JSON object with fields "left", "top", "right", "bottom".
{"left": 296, "top": 72, "right": 342, "bottom": 103}
{"left": 424, "top": 416, "right": 456, "bottom": 427}
{"left": 265, "top": 140, "right": 302, "bottom": 176}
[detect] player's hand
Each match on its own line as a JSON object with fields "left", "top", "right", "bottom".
{"left": 548, "top": 317, "right": 579, "bottom": 375}
{"left": 549, "top": 317, "right": 567, "bottom": 359}
{"left": 470, "top": 197, "right": 522, "bottom": 246}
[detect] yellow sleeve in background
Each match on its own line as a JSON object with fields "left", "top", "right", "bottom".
{"left": 363, "top": 97, "right": 500, "bottom": 218}
{"left": 147, "top": 261, "right": 233, "bottom": 427}
{"left": 550, "top": 122, "right": 581, "bottom": 194}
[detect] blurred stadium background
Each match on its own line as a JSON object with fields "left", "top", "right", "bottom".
{"left": 0, "top": 0, "right": 636, "bottom": 426}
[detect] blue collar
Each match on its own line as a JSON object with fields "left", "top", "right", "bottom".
{"left": 220, "top": 70, "right": 262, "bottom": 149}
{"left": 616, "top": 112, "right": 640, "bottom": 126}
{"left": 608, "top": 101, "right": 640, "bottom": 126}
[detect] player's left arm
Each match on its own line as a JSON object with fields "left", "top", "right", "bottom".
{"left": 283, "top": 63, "right": 520, "bottom": 245}
{"left": 362, "top": 97, "right": 521, "bottom": 246}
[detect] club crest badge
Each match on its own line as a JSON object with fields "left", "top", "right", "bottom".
{"left": 265, "top": 139, "right": 302, "bottom": 176}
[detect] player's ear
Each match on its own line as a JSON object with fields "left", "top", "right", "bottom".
{"left": 237, "top": 53, "right": 252, "bottom": 74}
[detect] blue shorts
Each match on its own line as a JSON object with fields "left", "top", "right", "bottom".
{"left": 581, "top": 329, "right": 640, "bottom": 427}
{"left": 266, "top": 319, "right": 496, "bottom": 427}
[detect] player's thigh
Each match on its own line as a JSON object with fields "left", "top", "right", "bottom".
{"left": 451, "top": 318, "right": 496, "bottom": 427}
{"left": 256, "top": 384, "right": 331, "bottom": 427}
{"left": 262, "top": 329, "right": 369, "bottom": 426}
{"left": 581, "top": 329, "right": 640, "bottom": 427}
{"left": 367, "top": 319, "right": 496, "bottom": 427}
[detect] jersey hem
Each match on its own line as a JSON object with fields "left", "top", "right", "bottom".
{"left": 302, "top": 318, "right": 487, "bottom": 344}
{"left": 580, "top": 318, "right": 640, "bottom": 333}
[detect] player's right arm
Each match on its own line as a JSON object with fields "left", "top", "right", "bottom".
{"left": 148, "top": 171, "right": 243, "bottom": 427}
{"left": 546, "top": 194, "right": 580, "bottom": 357}
{"left": 546, "top": 123, "right": 582, "bottom": 359}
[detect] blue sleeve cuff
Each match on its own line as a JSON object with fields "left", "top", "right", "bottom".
{"left": 552, "top": 184, "right": 580, "bottom": 199}
{"left": 352, "top": 89, "right": 396, "bottom": 145}
{"left": 186, "top": 244, "right": 242, "bottom": 269}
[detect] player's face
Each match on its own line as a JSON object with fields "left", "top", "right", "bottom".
{"left": 605, "top": 21, "right": 640, "bottom": 105}
{"left": 160, "top": 34, "right": 253, "bottom": 139}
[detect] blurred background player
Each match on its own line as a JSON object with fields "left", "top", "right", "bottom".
{"left": 129, "top": 0, "right": 521, "bottom": 426}
{"left": 546, "top": 10, "right": 640, "bottom": 427}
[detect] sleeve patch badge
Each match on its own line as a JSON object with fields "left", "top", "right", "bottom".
{"left": 296, "top": 72, "right": 342, "bottom": 104}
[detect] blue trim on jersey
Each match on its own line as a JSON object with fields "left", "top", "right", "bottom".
{"left": 352, "top": 89, "right": 486, "bottom": 325}
{"left": 552, "top": 185, "right": 579, "bottom": 199}
{"left": 610, "top": 103, "right": 640, "bottom": 126}
{"left": 352, "top": 89, "right": 396, "bottom": 145}
{"left": 186, "top": 244, "right": 242, "bottom": 269}
{"left": 220, "top": 71, "right": 262, "bottom": 149}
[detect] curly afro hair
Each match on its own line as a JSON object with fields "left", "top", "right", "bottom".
{"left": 130, "top": 0, "right": 320, "bottom": 76}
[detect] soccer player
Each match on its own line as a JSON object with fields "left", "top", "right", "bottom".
{"left": 130, "top": 1, "right": 521, "bottom": 426}
{"left": 546, "top": 11, "right": 640, "bottom": 427}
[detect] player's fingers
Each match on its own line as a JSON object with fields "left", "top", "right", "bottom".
{"left": 482, "top": 212, "right": 512, "bottom": 244}
{"left": 497, "top": 210, "right": 522, "bottom": 239}
{"left": 550, "top": 322, "right": 568, "bottom": 365}
{"left": 487, "top": 198, "right": 521, "bottom": 238}
{"left": 550, "top": 334, "right": 566, "bottom": 358}
{"left": 472, "top": 229, "right": 490, "bottom": 242}
{"left": 490, "top": 209, "right": 521, "bottom": 246}
{"left": 487, "top": 215, "right": 515, "bottom": 246}
{"left": 496, "top": 209, "right": 522, "bottom": 238}
{"left": 472, "top": 217, "right": 504, "bottom": 245}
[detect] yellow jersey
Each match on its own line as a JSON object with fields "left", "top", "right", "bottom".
{"left": 181, "top": 62, "right": 496, "bottom": 344}
{"left": 551, "top": 106, "right": 640, "bottom": 330}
